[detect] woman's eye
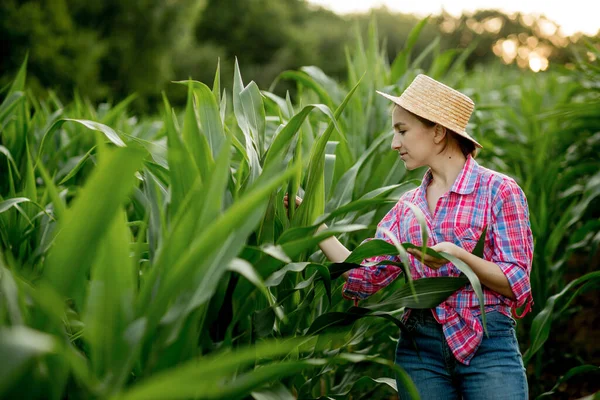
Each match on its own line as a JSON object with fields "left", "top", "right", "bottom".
{"left": 398, "top": 130, "right": 406, "bottom": 135}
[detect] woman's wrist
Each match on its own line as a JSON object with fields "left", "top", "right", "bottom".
{"left": 453, "top": 244, "right": 469, "bottom": 261}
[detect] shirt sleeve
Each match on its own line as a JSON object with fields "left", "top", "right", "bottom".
{"left": 342, "top": 201, "right": 405, "bottom": 300}
{"left": 490, "top": 179, "right": 534, "bottom": 310}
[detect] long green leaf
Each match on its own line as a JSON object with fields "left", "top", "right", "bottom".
{"left": 240, "top": 81, "right": 266, "bottom": 158}
{"left": 173, "top": 80, "right": 225, "bottom": 158}
{"left": 523, "top": 271, "right": 600, "bottom": 363}
{"left": 182, "top": 81, "right": 213, "bottom": 182}
{"left": 293, "top": 77, "right": 362, "bottom": 227}
{"left": 84, "top": 209, "right": 137, "bottom": 393}
{"left": 35, "top": 118, "right": 126, "bottom": 167}
{"left": 0, "top": 326, "right": 57, "bottom": 396}
{"left": 43, "top": 147, "right": 145, "bottom": 305}
{"left": 390, "top": 16, "right": 430, "bottom": 82}
{"left": 233, "top": 58, "right": 262, "bottom": 186}
{"left": 263, "top": 104, "right": 338, "bottom": 168}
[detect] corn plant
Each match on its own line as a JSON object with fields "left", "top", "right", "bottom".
{"left": 1, "top": 17, "right": 598, "bottom": 400}
{"left": 0, "top": 19, "right": 494, "bottom": 398}
{"left": 465, "top": 44, "right": 600, "bottom": 396}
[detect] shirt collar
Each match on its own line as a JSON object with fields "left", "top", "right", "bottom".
{"left": 419, "top": 155, "right": 479, "bottom": 195}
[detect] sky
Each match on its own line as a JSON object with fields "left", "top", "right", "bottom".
{"left": 307, "top": 0, "right": 599, "bottom": 36}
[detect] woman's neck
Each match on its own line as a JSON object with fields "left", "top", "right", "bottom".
{"left": 428, "top": 151, "right": 467, "bottom": 192}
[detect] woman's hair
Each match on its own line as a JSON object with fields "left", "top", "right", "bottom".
{"left": 410, "top": 110, "right": 477, "bottom": 158}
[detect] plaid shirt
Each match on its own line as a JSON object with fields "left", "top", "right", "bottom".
{"left": 342, "top": 155, "right": 534, "bottom": 365}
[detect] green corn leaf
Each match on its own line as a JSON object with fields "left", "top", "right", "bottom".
{"left": 101, "top": 94, "right": 137, "bottom": 127}
{"left": 328, "top": 376, "right": 397, "bottom": 398}
{"left": 36, "top": 118, "right": 126, "bottom": 168}
{"left": 536, "top": 365, "right": 600, "bottom": 399}
{"left": 523, "top": 271, "right": 600, "bottom": 364}
{"left": 306, "top": 306, "right": 405, "bottom": 336}
{"left": 36, "top": 162, "right": 66, "bottom": 221}
{"left": 250, "top": 383, "right": 294, "bottom": 400}
{"left": 228, "top": 258, "right": 273, "bottom": 307}
{"left": 373, "top": 275, "right": 469, "bottom": 310}
{"left": 173, "top": 79, "right": 225, "bottom": 159}
{"left": 0, "top": 198, "right": 31, "bottom": 214}
{"left": 0, "top": 145, "right": 20, "bottom": 180}
{"left": 428, "top": 49, "right": 459, "bottom": 80}
{"left": 402, "top": 201, "right": 429, "bottom": 255}
{"left": 162, "top": 93, "right": 199, "bottom": 220}
{"left": 240, "top": 81, "right": 266, "bottom": 158}
{"left": 293, "top": 77, "right": 361, "bottom": 228}
{"left": 57, "top": 145, "right": 96, "bottom": 185}
{"left": 43, "top": 147, "right": 145, "bottom": 306}
{"left": 316, "top": 182, "right": 416, "bottom": 226}
{"left": 0, "top": 91, "right": 25, "bottom": 130}
{"left": 280, "top": 224, "right": 368, "bottom": 261}
{"left": 410, "top": 36, "right": 441, "bottom": 71}
{"left": 182, "top": 81, "right": 213, "bottom": 182}
{"left": 436, "top": 252, "right": 487, "bottom": 334}
{"left": 271, "top": 71, "right": 334, "bottom": 109}
{"left": 84, "top": 209, "right": 137, "bottom": 393}
{"left": 233, "top": 58, "right": 262, "bottom": 187}
{"left": 334, "top": 355, "right": 419, "bottom": 400}
{"left": 344, "top": 239, "right": 398, "bottom": 264}
{"left": 0, "top": 326, "right": 58, "bottom": 396}
{"left": 263, "top": 103, "right": 338, "bottom": 169}
{"left": 139, "top": 158, "right": 302, "bottom": 335}
{"left": 472, "top": 226, "right": 488, "bottom": 258}
{"left": 0, "top": 264, "right": 23, "bottom": 326}
{"left": 327, "top": 130, "right": 391, "bottom": 213}
{"left": 300, "top": 66, "right": 344, "bottom": 104}
{"left": 212, "top": 58, "right": 221, "bottom": 102}
{"left": 390, "top": 16, "right": 430, "bottom": 82}
{"left": 112, "top": 338, "right": 315, "bottom": 400}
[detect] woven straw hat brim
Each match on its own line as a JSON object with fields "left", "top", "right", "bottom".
{"left": 376, "top": 84, "right": 483, "bottom": 149}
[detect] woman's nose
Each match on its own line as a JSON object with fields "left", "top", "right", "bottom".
{"left": 391, "top": 135, "right": 402, "bottom": 151}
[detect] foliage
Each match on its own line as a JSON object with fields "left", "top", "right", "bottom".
{"left": 2, "top": 0, "right": 598, "bottom": 113}
{"left": 1, "top": 17, "right": 599, "bottom": 400}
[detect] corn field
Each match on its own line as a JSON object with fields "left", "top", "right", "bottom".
{"left": 1, "top": 20, "right": 599, "bottom": 399}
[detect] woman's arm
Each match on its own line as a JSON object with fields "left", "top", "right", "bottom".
{"left": 315, "top": 223, "right": 351, "bottom": 263}
{"left": 315, "top": 223, "right": 351, "bottom": 280}
{"left": 284, "top": 195, "right": 351, "bottom": 279}
{"left": 454, "top": 248, "right": 515, "bottom": 299}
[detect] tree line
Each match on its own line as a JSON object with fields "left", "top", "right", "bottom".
{"left": 1, "top": 0, "right": 597, "bottom": 112}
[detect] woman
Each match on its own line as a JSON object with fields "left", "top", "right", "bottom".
{"left": 285, "top": 74, "right": 533, "bottom": 399}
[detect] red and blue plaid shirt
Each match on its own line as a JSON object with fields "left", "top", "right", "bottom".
{"left": 342, "top": 155, "right": 534, "bottom": 365}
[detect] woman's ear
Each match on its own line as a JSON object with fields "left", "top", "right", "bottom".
{"left": 433, "top": 124, "right": 447, "bottom": 144}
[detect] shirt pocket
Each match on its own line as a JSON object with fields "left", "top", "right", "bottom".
{"left": 453, "top": 225, "right": 481, "bottom": 254}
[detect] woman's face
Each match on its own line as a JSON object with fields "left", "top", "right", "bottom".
{"left": 390, "top": 106, "right": 437, "bottom": 170}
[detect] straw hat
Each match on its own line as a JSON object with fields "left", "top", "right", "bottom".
{"left": 376, "top": 74, "right": 482, "bottom": 148}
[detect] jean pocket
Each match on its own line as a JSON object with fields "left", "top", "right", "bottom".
{"left": 481, "top": 311, "right": 516, "bottom": 337}
{"left": 399, "top": 314, "right": 420, "bottom": 337}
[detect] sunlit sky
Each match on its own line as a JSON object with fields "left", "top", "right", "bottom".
{"left": 307, "top": 0, "right": 599, "bottom": 36}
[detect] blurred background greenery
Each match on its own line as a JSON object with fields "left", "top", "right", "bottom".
{"left": 1, "top": 0, "right": 597, "bottom": 112}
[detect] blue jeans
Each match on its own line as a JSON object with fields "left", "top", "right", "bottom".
{"left": 395, "top": 309, "right": 528, "bottom": 400}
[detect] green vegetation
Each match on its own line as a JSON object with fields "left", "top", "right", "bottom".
{"left": 2, "top": 0, "right": 597, "bottom": 112}
{"left": 1, "top": 12, "right": 599, "bottom": 400}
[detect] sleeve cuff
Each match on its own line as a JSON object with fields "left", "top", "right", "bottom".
{"left": 496, "top": 261, "right": 531, "bottom": 308}
{"left": 341, "top": 269, "right": 368, "bottom": 300}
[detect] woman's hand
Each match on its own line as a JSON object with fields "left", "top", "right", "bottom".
{"left": 407, "top": 242, "right": 462, "bottom": 270}
{"left": 283, "top": 194, "right": 302, "bottom": 210}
